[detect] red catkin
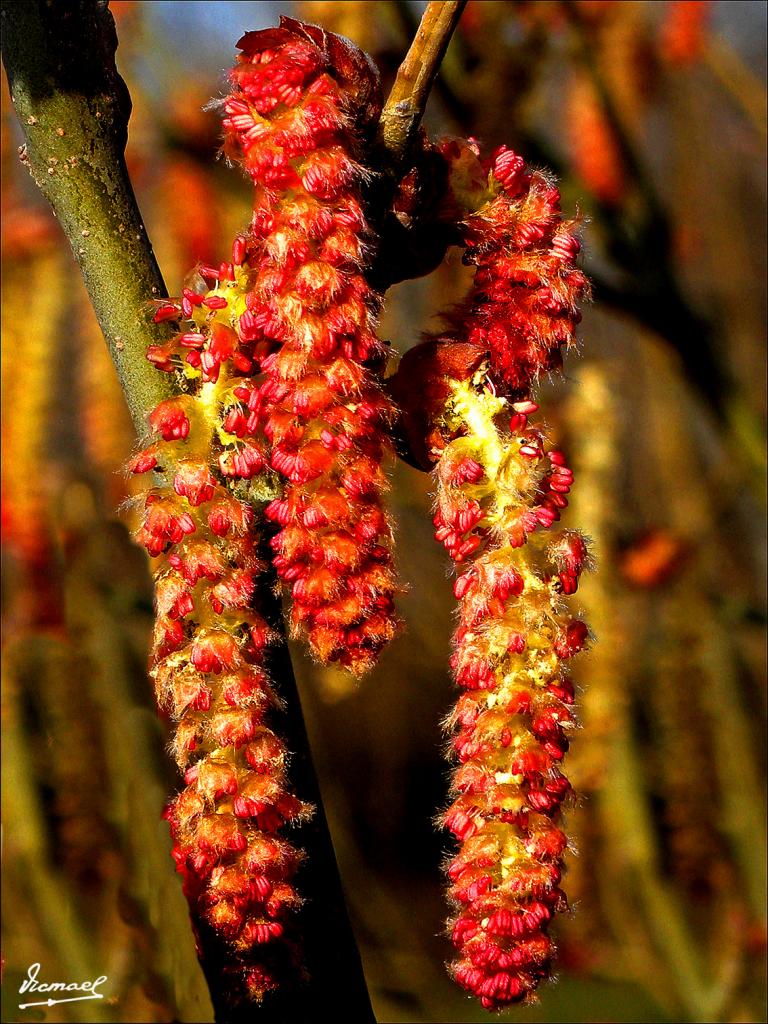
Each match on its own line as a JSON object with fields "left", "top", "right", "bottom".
{"left": 433, "top": 376, "right": 591, "bottom": 1013}
{"left": 439, "top": 139, "right": 590, "bottom": 398}
{"left": 134, "top": 388, "right": 311, "bottom": 999}
{"left": 391, "top": 142, "right": 592, "bottom": 1010}
{"left": 222, "top": 21, "right": 400, "bottom": 675}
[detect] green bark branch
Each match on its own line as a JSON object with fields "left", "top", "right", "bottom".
{"left": 0, "top": 0, "right": 174, "bottom": 433}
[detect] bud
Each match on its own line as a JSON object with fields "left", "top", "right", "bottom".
{"left": 149, "top": 397, "right": 194, "bottom": 441}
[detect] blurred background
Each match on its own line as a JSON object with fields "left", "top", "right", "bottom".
{"left": 1, "top": 2, "right": 766, "bottom": 1022}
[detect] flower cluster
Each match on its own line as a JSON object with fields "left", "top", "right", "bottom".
{"left": 440, "top": 140, "right": 589, "bottom": 397}
{"left": 129, "top": 20, "right": 409, "bottom": 1000}
{"left": 220, "top": 22, "right": 400, "bottom": 674}
{"left": 436, "top": 382, "right": 590, "bottom": 1009}
{"left": 133, "top": 290, "right": 311, "bottom": 999}
{"left": 128, "top": 14, "right": 592, "bottom": 1007}
{"left": 390, "top": 142, "right": 591, "bottom": 1009}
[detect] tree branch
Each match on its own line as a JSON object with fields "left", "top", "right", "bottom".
{"left": 0, "top": 0, "right": 174, "bottom": 433}
{"left": 378, "top": 0, "right": 466, "bottom": 164}
{"left": 364, "top": 2, "right": 467, "bottom": 292}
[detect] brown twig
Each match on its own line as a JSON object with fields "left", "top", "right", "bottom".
{"left": 365, "top": 1, "right": 467, "bottom": 293}
{"left": 378, "top": 0, "right": 466, "bottom": 164}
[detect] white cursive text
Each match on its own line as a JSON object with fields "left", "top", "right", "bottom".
{"left": 19, "top": 962, "right": 107, "bottom": 1000}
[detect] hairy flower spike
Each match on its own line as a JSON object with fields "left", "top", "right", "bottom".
{"left": 135, "top": 372, "right": 312, "bottom": 996}
{"left": 123, "top": 10, "right": 597, "bottom": 1007}
{"left": 135, "top": 371, "right": 311, "bottom": 999}
{"left": 131, "top": 18, "right": 409, "bottom": 1002}
{"left": 389, "top": 142, "right": 591, "bottom": 1010}
{"left": 435, "top": 382, "right": 590, "bottom": 1010}
{"left": 439, "top": 139, "right": 590, "bottom": 399}
{"left": 124, "top": 19, "right": 422, "bottom": 1000}
{"left": 222, "top": 19, "right": 400, "bottom": 674}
